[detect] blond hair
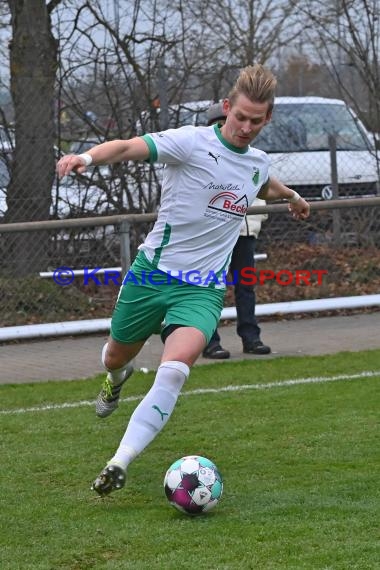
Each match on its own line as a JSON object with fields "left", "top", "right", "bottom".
{"left": 228, "top": 64, "right": 277, "bottom": 111}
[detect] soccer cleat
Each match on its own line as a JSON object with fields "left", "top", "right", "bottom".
{"left": 91, "top": 464, "right": 126, "bottom": 497}
{"left": 95, "top": 363, "right": 134, "bottom": 418}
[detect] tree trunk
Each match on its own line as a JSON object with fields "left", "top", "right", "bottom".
{"left": 4, "top": 0, "right": 58, "bottom": 276}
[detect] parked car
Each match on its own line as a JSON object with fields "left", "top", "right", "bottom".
{"left": 253, "top": 96, "right": 379, "bottom": 200}
{"left": 0, "top": 134, "right": 110, "bottom": 218}
{"left": 0, "top": 126, "right": 14, "bottom": 216}
{"left": 0, "top": 133, "right": 132, "bottom": 266}
{"left": 137, "top": 96, "right": 379, "bottom": 201}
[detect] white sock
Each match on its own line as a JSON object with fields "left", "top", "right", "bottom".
{"left": 101, "top": 343, "right": 132, "bottom": 385}
{"left": 110, "top": 360, "right": 190, "bottom": 470}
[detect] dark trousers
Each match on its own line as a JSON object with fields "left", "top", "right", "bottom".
{"left": 208, "top": 236, "right": 261, "bottom": 347}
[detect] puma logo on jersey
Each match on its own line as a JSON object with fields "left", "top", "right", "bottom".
{"left": 208, "top": 151, "right": 220, "bottom": 164}
{"left": 152, "top": 404, "right": 169, "bottom": 421}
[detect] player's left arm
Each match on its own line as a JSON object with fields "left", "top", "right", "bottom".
{"left": 258, "top": 176, "right": 310, "bottom": 220}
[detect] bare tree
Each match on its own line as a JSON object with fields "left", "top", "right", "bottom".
{"left": 179, "top": 0, "right": 305, "bottom": 100}
{"left": 293, "top": 0, "right": 380, "bottom": 132}
{"left": 3, "top": 0, "right": 60, "bottom": 275}
{"left": 276, "top": 55, "right": 337, "bottom": 97}
{"left": 51, "top": 0, "right": 195, "bottom": 258}
{"left": 54, "top": 0, "right": 214, "bottom": 221}
{"left": 5, "top": 0, "right": 377, "bottom": 276}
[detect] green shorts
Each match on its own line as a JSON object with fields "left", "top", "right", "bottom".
{"left": 110, "top": 252, "right": 225, "bottom": 344}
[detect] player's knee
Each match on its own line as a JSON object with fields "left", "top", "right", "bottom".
{"left": 102, "top": 343, "right": 127, "bottom": 370}
{"left": 156, "top": 361, "right": 190, "bottom": 394}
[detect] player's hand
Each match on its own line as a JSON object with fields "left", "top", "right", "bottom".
{"left": 56, "top": 154, "right": 89, "bottom": 178}
{"left": 288, "top": 197, "right": 310, "bottom": 220}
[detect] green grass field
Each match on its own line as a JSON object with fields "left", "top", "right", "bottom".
{"left": 1, "top": 350, "right": 379, "bottom": 570}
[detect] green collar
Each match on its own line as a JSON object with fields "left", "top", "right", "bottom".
{"left": 213, "top": 123, "right": 249, "bottom": 154}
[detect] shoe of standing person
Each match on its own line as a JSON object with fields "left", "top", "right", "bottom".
{"left": 202, "top": 343, "right": 230, "bottom": 359}
{"left": 243, "top": 340, "right": 271, "bottom": 355}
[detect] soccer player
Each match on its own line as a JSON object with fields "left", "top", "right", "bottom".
{"left": 202, "top": 102, "right": 298, "bottom": 358}
{"left": 202, "top": 102, "right": 270, "bottom": 359}
{"left": 57, "top": 64, "right": 310, "bottom": 496}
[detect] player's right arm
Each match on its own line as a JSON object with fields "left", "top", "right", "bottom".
{"left": 56, "top": 137, "right": 150, "bottom": 178}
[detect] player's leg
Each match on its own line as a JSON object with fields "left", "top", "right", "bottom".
{"left": 92, "top": 329, "right": 202, "bottom": 496}
{"left": 160, "top": 325, "right": 206, "bottom": 365}
{"left": 95, "top": 255, "right": 166, "bottom": 418}
{"left": 92, "top": 282, "right": 223, "bottom": 496}
{"left": 92, "top": 352, "right": 191, "bottom": 496}
{"left": 95, "top": 338, "right": 145, "bottom": 418}
{"left": 232, "top": 237, "right": 270, "bottom": 354}
{"left": 102, "top": 327, "right": 202, "bottom": 460}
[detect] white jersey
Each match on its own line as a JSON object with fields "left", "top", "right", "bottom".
{"left": 139, "top": 124, "right": 270, "bottom": 288}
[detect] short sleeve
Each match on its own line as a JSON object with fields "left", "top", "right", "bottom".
{"left": 143, "top": 126, "right": 196, "bottom": 164}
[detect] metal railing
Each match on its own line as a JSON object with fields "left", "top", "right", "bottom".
{"left": 1, "top": 197, "right": 380, "bottom": 274}
{"left": 0, "top": 197, "right": 380, "bottom": 337}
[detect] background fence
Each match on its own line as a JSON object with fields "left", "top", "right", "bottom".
{"left": 1, "top": 94, "right": 380, "bottom": 337}
{"left": 1, "top": 0, "right": 380, "bottom": 343}
{"left": 1, "top": 198, "right": 379, "bottom": 333}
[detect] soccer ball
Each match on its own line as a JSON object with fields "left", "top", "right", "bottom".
{"left": 164, "top": 455, "right": 223, "bottom": 515}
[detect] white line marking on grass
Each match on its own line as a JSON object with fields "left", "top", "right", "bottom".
{"left": 0, "top": 370, "right": 379, "bottom": 416}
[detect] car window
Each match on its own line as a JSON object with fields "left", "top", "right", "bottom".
{"left": 254, "top": 103, "right": 373, "bottom": 153}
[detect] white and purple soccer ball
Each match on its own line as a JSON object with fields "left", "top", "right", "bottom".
{"left": 164, "top": 455, "right": 223, "bottom": 515}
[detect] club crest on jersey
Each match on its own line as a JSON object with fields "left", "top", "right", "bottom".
{"left": 206, "top": 191, "right": 249, "bottom": 219}
{"left": 252, "top": 167, "right": 260, "bottom": 185}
